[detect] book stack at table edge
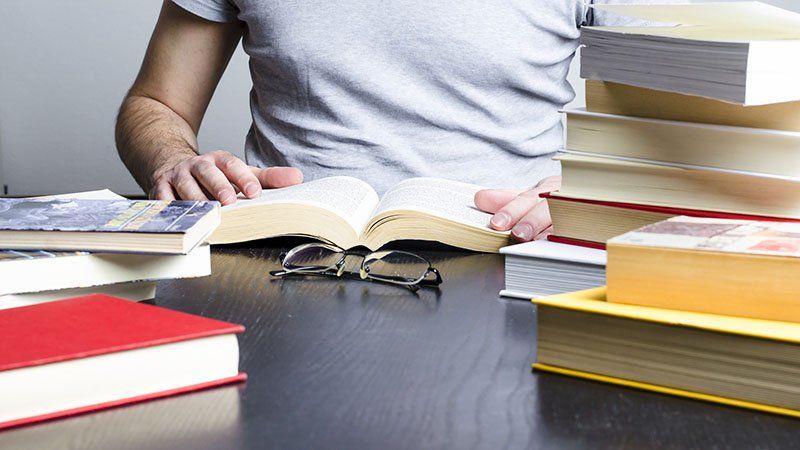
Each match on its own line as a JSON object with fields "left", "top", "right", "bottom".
{"left": 0, "top": 189, "right": 218, "bottom": 309}
{"left": 533, "top": 215, "right": 800, "bottom": 418}
{"left": 547, "top": 2, "right": 800, "bottom": 249}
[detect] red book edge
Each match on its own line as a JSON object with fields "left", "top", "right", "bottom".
{"left": 0, "top": 372, "right": 247, "bottom": 431}
{"left": 539, "top": 192, "right": 800, "bottom": 223}
{"left": 547, "top": 235, "right": 607, "bottom": 250}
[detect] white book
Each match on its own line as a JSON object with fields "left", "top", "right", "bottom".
{"left": 565, "top": 108, "right": 800, "bottom": 178}
{"left": 581, "top": 2, "right": 800, "bottom": 105}
{"left": 499, "top": 241, "right": 606, "bottom": 300}
{"left": 0, "top": 245, "right": 210, "bottom": 296}
{"left": 0, "top": 281, "right": 156, "bottom": 310}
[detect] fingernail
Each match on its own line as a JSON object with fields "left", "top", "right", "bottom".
{"left": 512, "top": 223, "right": 534, "bottom": 241}
{"left": 244, "top": 182, "right": 260, "bottom": 197}
{"left": 491, "top": 212, "right": 511, "bottom": 229}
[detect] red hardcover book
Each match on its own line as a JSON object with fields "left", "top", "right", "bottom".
{"left": 541, "top": 192, "right": 800, "bottom": 248}
{"left": 0, "top": 294, "right": 246, "bottom": 431}
{"left": 547, "top": 235, "right": 608, "bottom": 250}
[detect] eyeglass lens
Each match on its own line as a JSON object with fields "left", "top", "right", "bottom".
{"left": 363, "top": 251, "right": 432, "bottom": 285}
{"left": 282, "top": 244, "right": 343, "bottom": 272}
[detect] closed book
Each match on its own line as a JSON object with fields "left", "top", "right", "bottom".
{"left": 555, "top": 152, "right": 800, "bottom": 220}
{"left": 0, "top": 244, "right": 210, "bottom": 296}
{"left": 581, "top": 3, "right": 800, "bottom": 105}
{"left": 585, "top": 80, "right": 800, "bottom": 132}
{"left": 0, "top": 198, "right": 220, "bottom": 254}
{"left": 0, "top": 281, "right": 156, "bottom": 310}
{"left": 0, "top": 295, "right": 245, "bottom": 430}
{"left": 533, "top": 287, "right": 800, "bottom": 418}
{"left": 499, "top": 241, "right": 605, "bottom": 299}
{"left": 542, "top": 192, "right": 800, "bottom": 247}
{"left": 607, "top": 216, "right": 800, "bottom": 322}
{"left": 564, "top": 109, "right": 800, "bottom": 178}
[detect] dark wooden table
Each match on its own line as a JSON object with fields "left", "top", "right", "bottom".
{"left": 2, "top": 242, "right": 800, "bottom": 449}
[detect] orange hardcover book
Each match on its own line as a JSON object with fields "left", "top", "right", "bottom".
{"left": 607, "top": 216, "right": 800, "bottom": 322}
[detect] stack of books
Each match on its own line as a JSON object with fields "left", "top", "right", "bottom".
{"left": 0, "top": 190, "right": 218, "bottom": 308}
{"left": 533, "top": 215, "right": 800, "bottom": 417}
{"left": 546, "top": 2, "right": 800, "bottom": 249}
{"left": 0, "top": 191, "right": 248, "bottom": 429}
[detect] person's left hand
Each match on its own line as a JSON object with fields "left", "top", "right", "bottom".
{"left": 474, "top": 176, "right": 562, "bottom": 242}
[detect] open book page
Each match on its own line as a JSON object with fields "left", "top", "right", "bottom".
{"left": 373, "top": 177, "right": 496, "bottom": 230}
{"left": 226, "top": 176, "right": 380, "bottom": 233}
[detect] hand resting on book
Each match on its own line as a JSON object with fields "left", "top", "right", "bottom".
{"left": 149, "top": 150, "right": 303, "bottom": 206}
{"left": 474, "top": 175, "right": 561, "bottom": 242}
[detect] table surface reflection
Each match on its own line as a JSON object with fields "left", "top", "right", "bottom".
{"left": 1, "top": 241, "right": 799, "bottom": 449}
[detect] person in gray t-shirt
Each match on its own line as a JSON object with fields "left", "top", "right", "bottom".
{"left": 116, "top": 0, "right": 643, "bottom": 242}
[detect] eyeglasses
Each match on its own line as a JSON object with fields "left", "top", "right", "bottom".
{"left": 269, "top": 243, "right": 443, "bottom": 292}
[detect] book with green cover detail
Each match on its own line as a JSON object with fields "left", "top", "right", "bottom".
{"left": 533, "top": 287, "right": 800, "bottom": 418}
{"left": 0, "top": 198, "right": 220, "bottom": 254}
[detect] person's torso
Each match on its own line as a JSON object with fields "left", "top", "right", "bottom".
{"left": 234, "top": 0, "right": 587, "bottom": 193}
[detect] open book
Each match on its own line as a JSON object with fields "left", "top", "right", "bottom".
{"left": 207, "top": 177, "right": 510, "bottom": 253}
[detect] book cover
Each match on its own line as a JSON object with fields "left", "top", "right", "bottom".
{"left": 533, "top": 363, "right": 800, "bottom": 419}
{"left": 0, "top": 199, "right": 217, "bottom": 234}
{"left": 610, "top": 216, "right": 800, "bottom": 258}
{"left": 533, "top": 287, "right": 800, "bottom": 344}
{"left": 0, "top": 294, "right": 243, "bottom": 371}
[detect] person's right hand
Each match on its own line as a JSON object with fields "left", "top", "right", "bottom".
{"left": 149, "top": 150, "right": 303, "bottom": 205}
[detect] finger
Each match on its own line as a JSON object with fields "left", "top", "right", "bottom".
{"left": 252, "top": 166, "right": 304, "bottom": 188}
{"left": 189, "top": 161, "right": 237, "bottom": 205}
{"left": 474, "top": 189, "right": 521, "bottom": 214}
{"left": 488, "top": 190, "right": 542, "bottom": 231}
{"left": 211, "top": 152, "right": 262, "bottom": 199}
{"left": 150, "top": 182, "right": 176, "bottom": 201}
{"left": 172, "top": 171, "right": 210, "bottom": 201}
{"left": 511, "top": 199, "right": 552, "bottom": 242}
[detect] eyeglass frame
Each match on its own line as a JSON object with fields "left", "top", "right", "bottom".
{"left": 269, "top": 243, "right": 443, "bottom": 292}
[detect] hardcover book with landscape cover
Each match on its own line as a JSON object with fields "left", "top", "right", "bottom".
{"left": 0, "top": 198, "right": 219, "bottom": 254}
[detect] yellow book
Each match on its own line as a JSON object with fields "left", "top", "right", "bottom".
{"left": 586, "top": 80, "right": 800, "bottom": 132}
{"left": 533, "top": 287, "right": 800, "bottom": 418}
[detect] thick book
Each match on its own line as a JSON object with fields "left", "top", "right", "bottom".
{"left": 607, "top": 216, "right": 800, "bottom": 322}
{"left": 499, "top": 241, "right": 605, "bottom": 299}
{"left": 581, "top": 2, "right": 800, "bottom": 105}
{"left": 564, "top": 109, "right": 800, "bottom": 178}
{"left": 0, "top": 244, "right": 210, "bottom": 296}
{"left": 0, "top": 295, "right": 245, "bottom": 430}
{"left": 209, "top": 176, "right": 510, "bottom": 253}
{"left": 533, "top": 287, "right": 800, "bottom": 418}
{"left": 0, "top": 281, "right": 156, "bottom": 310}
{"left": 0, "top": 198, "right": 220, "bottom": 254}
{"left": 585, "top": 80, "right": 800, "bottom": 132}
{"left": 555, "top": 152, "right": 800, "bottom": 220}
{"left": 542, "top": 192, "right": 800, "bottom": 247}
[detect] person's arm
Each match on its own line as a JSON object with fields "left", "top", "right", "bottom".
{"left": 116, "top": 1, "right": 301, "bottom": 205}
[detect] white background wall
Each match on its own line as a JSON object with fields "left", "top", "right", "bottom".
{"left": 0, "top": 0, "right": 797, "bottom": 196}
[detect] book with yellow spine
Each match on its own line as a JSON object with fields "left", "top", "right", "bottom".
{"left": 532, "top": 287, "right": 800, "bottom": 418}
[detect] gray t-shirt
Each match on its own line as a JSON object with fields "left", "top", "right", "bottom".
{"left": 172, "top": 0, "right": 640, "bottom": 193}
